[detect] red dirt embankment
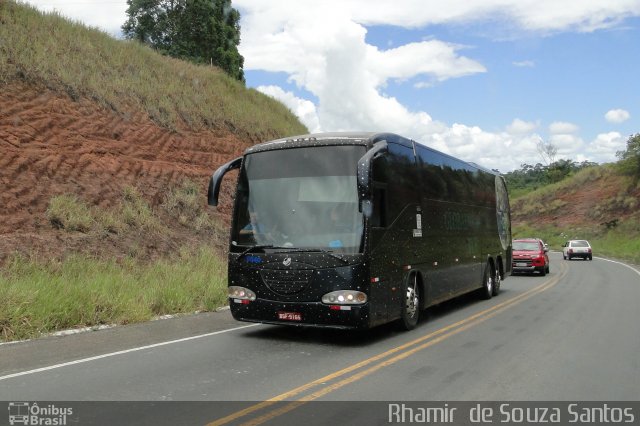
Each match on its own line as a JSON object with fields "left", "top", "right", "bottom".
{"left": 0, "top": 81, "right": 249, "bottom": 262}
{"left": 510, "top": 170, "right": 640, "bottom": 231}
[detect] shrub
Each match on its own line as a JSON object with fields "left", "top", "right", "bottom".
{"left": 120, "top": 185, "right": 162, "bottom": 232}
{"left": 46, "top": 194, "right": 93, "bottom": 232}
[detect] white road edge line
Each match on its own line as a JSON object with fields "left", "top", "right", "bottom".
{"left": 0, "top": 323, "right": 260, "bottom": 382}
{"left": 595, "top": 256, "right": 640, "bottom": 277}
{"left": 0, "top": 306, "right": 232, "bottom": 347}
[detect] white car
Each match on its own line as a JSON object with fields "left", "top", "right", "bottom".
{"left": 562, "top": 240, "right": 593, "bottom": 260}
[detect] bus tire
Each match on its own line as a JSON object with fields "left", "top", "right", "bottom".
{"left": 480, "top": 263, "right": 494, "bottom": 300}
{"left": 398, "top": 274, "right": 420, "bottom": 330}
{"left": 492, "top": 267, "right": 501, "bottom": 297}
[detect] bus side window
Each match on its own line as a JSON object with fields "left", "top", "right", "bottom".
{"left": 386, "top": 143, "right": 419, "bottom": 221}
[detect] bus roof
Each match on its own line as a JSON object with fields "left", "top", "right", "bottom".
{"left": 245, "top": 132, "right": 502, "bottom": 176}
{"left": 245, "top": 132, "right": 411, "bottom": 154}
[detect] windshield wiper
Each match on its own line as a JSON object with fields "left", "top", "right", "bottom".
{"left": 237, "top": 244, "right": 279, "bottom": 258}
{"left": 237, "top": 245, "right": 350, "bottom": 264}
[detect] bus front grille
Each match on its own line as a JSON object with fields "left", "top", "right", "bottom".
{"left": 260, "top": 269, "right": 312, "bottom": 295}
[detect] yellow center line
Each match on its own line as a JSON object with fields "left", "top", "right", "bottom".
{"left": 239, "top": 273, "right": 565, "bottom": 426}
{"left": 209, "top": 262, "right": 567, "bottom": 426}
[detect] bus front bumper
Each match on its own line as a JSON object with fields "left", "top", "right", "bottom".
{"left": 229, "top": 298, "right": 371, "bottom": 329}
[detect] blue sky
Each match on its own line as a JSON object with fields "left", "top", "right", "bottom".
{"left": 23, "top": 0, "right": 640, "bottom": 171}
{"left": 383, "top": 22, "right": 639, "bottom": 136}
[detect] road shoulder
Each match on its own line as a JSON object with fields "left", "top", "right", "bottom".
{"left": 0, "top": 309, "right": 239, "bottom": 377}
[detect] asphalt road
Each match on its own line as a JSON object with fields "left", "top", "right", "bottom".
{"left": 1, "top": 253, "right": 639, "bottom": 425}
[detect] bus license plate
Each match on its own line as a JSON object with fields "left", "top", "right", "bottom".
{"left": 278, "top": 311, "right": 302, "bottom": 321}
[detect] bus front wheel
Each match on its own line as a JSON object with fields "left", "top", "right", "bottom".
{"left": 399, "top": 274, "right": 420, "bottom": 330}
{"left": 480, "top": 263, "right": 494, "bottom": 300}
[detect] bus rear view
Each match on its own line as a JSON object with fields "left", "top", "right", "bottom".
{"left": 208, "top": 132, "right": 511, "bottom": 330}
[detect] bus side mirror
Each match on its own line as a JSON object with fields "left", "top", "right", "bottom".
{"left": 208, "top": 156, "right": 242, "bottom": 206}
{"left": 357, "top": 141, "right": 387, "bottom": 214}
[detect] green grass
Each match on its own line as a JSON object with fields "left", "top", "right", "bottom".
{"left": 0, "top": 1, "right": 307, "bottom": 139}
{"left": 0, "top": 247, "right": 228, "bottom": 342}
{"left": 46, "top": 194, "right": 94, "bottom": 232}
{"left": 163, "top": 179, "right": 214, "bottom": 231}
{"left": 46, "top": 187, "right": 165, "bottom": 235}
{"left": 120, "top": 186, "right": 163, "bottom": 233}
{"left": 0, "top": 185, "right": 232, "bottom": 342}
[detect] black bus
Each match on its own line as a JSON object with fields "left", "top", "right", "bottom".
{"left": 208, "top": 132, "right": 511, "bottom": 330}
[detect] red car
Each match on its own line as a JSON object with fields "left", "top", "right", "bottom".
{"left": 512, "top": 238, "right": 550, "bottom": 276}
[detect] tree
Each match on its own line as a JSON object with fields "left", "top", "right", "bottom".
{"left": 536, "top": 137, "right": 558, "bottom": 166}
{"left": 616, "top": 133, "right": 640, "bottom": 181}
{"left": 122, "top": 0, "right": 245, "bottom": 82}
{"left": 547, "top": 159, "right": 577, "bottom": 183}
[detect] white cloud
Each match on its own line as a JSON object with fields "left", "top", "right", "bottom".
{"left": 549, "top": 121, "right": 579, "bottom": 134}
{"left": 605, "top": 109, "right": 631, "bottom": 123}
{"left": 257, "top": 86, "right": 321, "bottom": 133}
{"left": 232, "top": 1, "right": 640, "bottom": 171}
{"left": 367, "top": 41, "right": 487, "bottom": 84}
{"left": 414, "top": 81, "right": 435, "bottom": 89}
{"left": 585, "top": 132, "right": 625, "bottom": 162}
{"left": 23, "top": 0, "right": 128, "bottom": 36}
{"left": 506, "top": 119, "right": 538, "bottom": 134}
{"left": 513, "top": 60, "right": 535, "bottom": 67}
{"left": 420, "top": 123, "right": 550, "bottom": 171}
{"left": 26, "top": 0, "right": 640, "bottom": 41}
{"left": 549, "top": 134, "right": 585, "bottom": 158}
{"left": 237, "top": 1, "right": 640, "bottom": 36}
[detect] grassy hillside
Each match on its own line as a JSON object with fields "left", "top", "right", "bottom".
{"left": 510, "top": 164, "right": 640, "bottom": 264}
{"left": 0, "top": 1, "right": 309, "bottom": 341}
{"left": 0, "top": 1, "right": 307, "bottom": 139}
{"left": 1, "top": 248, "right": 228, "bottom": 341}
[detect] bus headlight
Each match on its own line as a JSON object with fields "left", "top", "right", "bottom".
{"left": 322, "top": 290, "right": 367, "bottom": 305}
{"left": 229, "top": 286, "right": 256, "bottom": 301}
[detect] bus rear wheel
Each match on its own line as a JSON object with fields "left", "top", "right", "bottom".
{"left": 492, "top": 268, "right": 501, "bottom": 296}
{"left": 399, "top": 274, "right": 420, "bottom": 330}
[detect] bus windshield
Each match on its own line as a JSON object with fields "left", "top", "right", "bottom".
{"left": 231, "top": 145, "right": 366, "bottom": 254}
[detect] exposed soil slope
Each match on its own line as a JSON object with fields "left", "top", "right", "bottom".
{"left": 1, "top": 80, "right": 248, "bottom": 262}
{"left": 510, "top": 167, "right": 640, "bottom": 230}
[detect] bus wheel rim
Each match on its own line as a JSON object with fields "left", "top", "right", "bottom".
{"left": 406, "top": 279, "right": 418, "bottom": 318}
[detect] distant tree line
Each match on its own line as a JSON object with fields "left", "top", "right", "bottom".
{"left": 616, "top": 133, "right": 640, "bottom": 183}
{"left": 122, "top": 0, "right": 245, "bottom": 83}
{"left": 504, "top": 159, "right": 598, "bottom": 194}
{"left": 504, "top": 133, "right": 639, "bottom": 194}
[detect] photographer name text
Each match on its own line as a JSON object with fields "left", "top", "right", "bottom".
{"left": 388, "top": 403, "right": 635, "bottom": 424}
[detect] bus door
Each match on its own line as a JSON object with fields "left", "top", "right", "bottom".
{"left": 369, "top": 143, "right": 421, "bottom": 320}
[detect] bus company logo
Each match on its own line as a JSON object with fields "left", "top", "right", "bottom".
{"left": 244, "top": 255, "right": 262, "bottom": 264}
{"left": 282, "top": 257, "right": 292, "bottom": 266}
{"left": 7, "top": 402, "right": 72, "bottom": 425}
